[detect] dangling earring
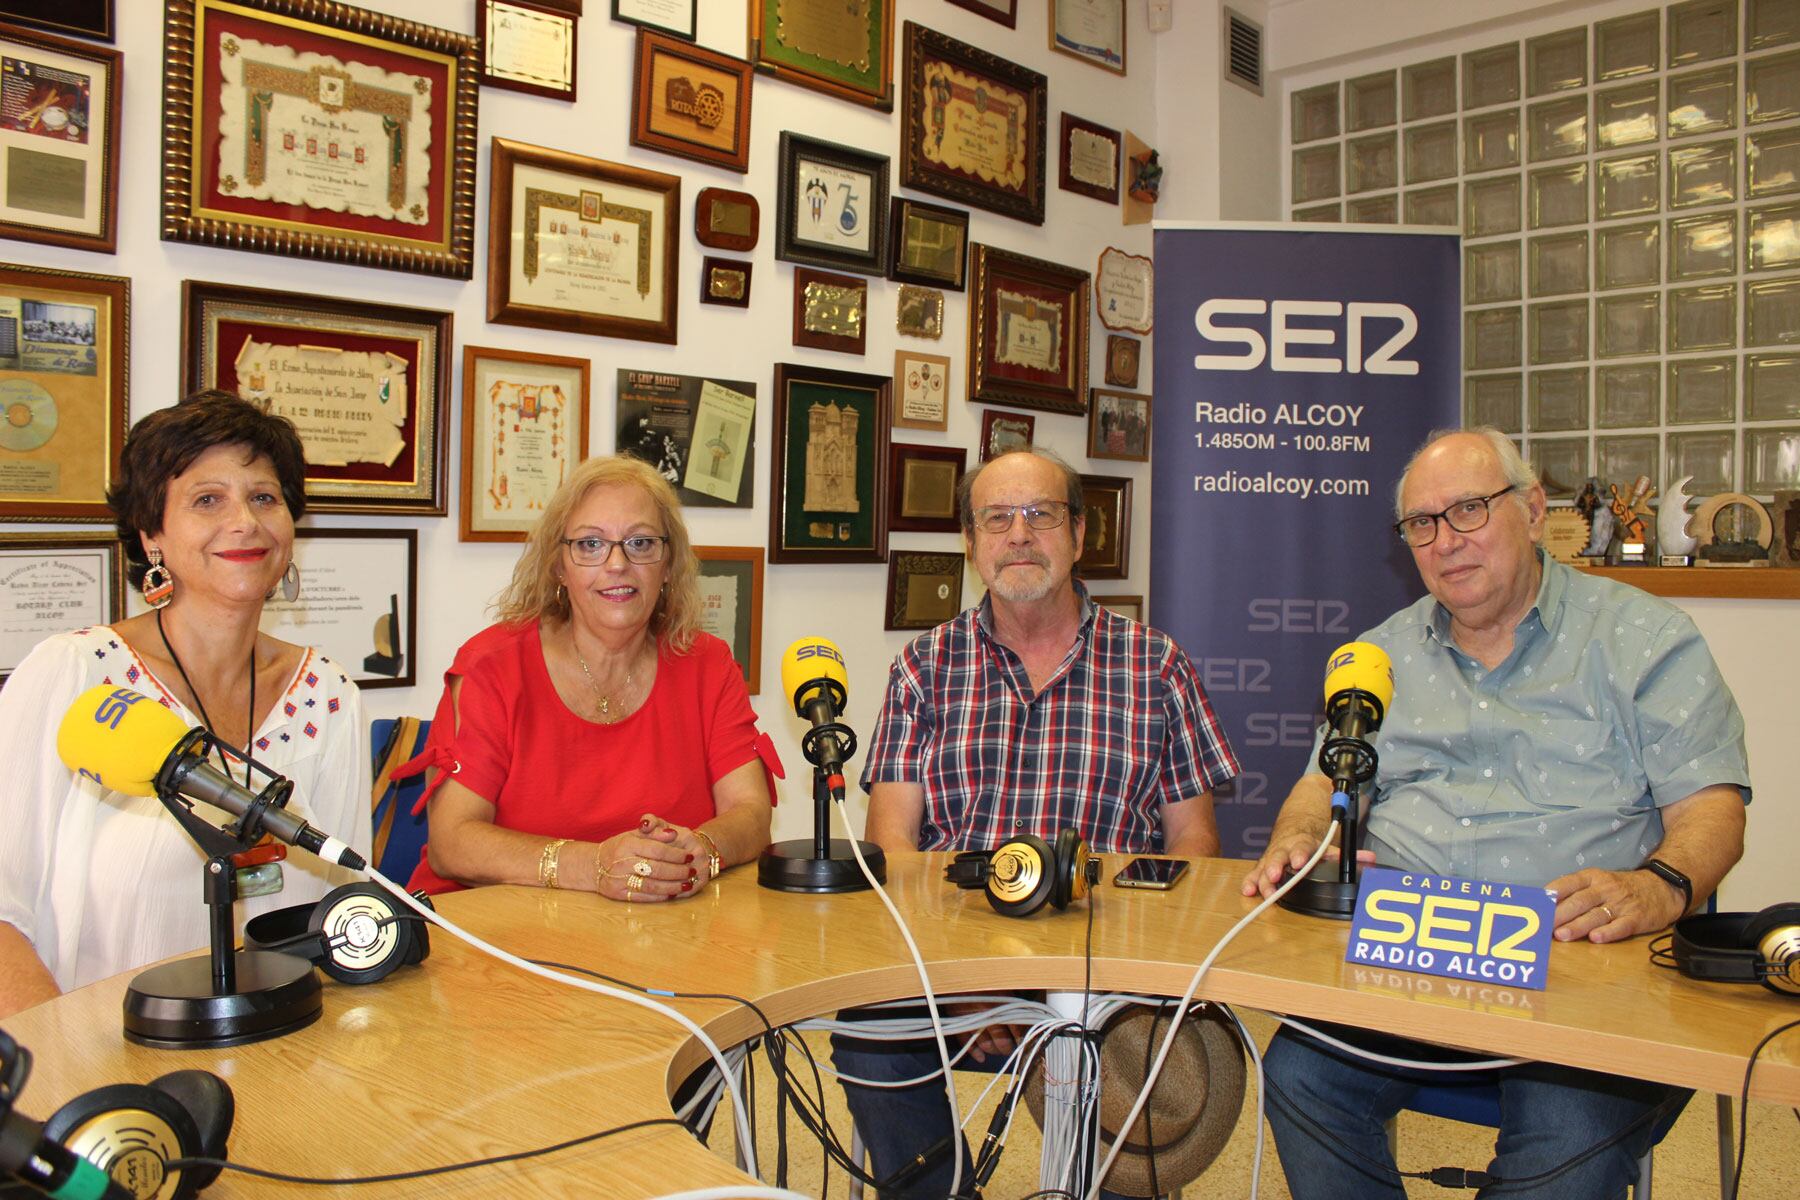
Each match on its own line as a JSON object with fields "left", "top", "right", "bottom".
{"left": 280, "top": 560, "right": 302, "bottom": 603}
{"left": 141, "top": 548, "right": 174, "bottom": 608}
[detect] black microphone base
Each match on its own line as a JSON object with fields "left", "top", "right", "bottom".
{"left": 123, "top": 950, "right": 322, "bottom": 1049}
{"left": 757, "top": 839, "right": 886, "bottom": 893}
{"left": 1276, "top": 866, "right": 1363, "bottom": 921}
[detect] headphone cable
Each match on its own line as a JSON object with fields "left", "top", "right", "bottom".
{"left": 1728, "top": 1016, "right": 1800, "bottom": 1200}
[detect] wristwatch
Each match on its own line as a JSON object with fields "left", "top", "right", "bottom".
{"left": 1640, "top": 858, "right": 1693, "bottom": 914}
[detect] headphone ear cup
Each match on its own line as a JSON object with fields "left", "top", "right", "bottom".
{"left": 986, "top": 834, "right": 1055, "bottom": 917}
{"left": 43, "top": 1081, "right": 206, "bottom": 1200}
{"left": 1744, "top": 903, "right": 1800, "bottom": 996}
{"left": 309, "top": 882, "right": 414, "bottom": 985}
{"left": 147, "top": 1072, "right": 234, "bottom": 1193}
{"left": 403, "top": 890, "right": 435, "bottom": 966}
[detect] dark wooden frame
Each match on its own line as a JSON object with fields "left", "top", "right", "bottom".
{"left": 611, "top": 0, "right": 694, "bottom": 40}
{"left": 1087, "top": 388, "right": 1151, "bottom": 463}
{"left": 968, "top": 243, "right": 1092, "bottom": 416}
{"left": 945, "top": 0, "right": 1017, "bottom": 27}
{"left": 160, "top": 0, "right": 479, "bottom": 279}
{"left": 0, "top": 532, "right": 124, "bottom": 684}
{"left": 979, "top": 408, "right": 1035, "bottom": 461}
{"left": 900, "top": 22, "right": 1047, "bottom": 225}
{"left": 487, "top": 137, "right": 680, "bottom": 344}
{"left": 630, "top": 29, "right": 752, "bottom": 173}
{"left": 1090, "top": 593, "right": 1143, "bottom": 623}
{"left": 478, "top": 0, "right": 578, "bottom": 101}
{"left": 1059, "top": 112, "right": 1122, "bottom": 204}
{"left": 692, "top": 545, "right": 764, "bottom": 694}
{"left": 748, "top": 0, "right": 894, "bottom": 111}
{"left": 768, "top": 362, "right": 891, "bottom": 564}
{"left": 1076, "top": 473, "right": 1132, "bottom": 580}
{"left": 459, "top": 344, "right": 591, "bottom": 542}
{"left": 1104, "top": 334, "right": 1140, "bottom": 387}
{"left": 1049, "top": 0, "right": 1127, "bottom": 75}
{"left": 180, "top": 279, "right": 451, "bottom": 516}
{"left": 0, "top": 24, "right": 121, "bottom": 252}
{"left": 0, "top": 1, "right": 114, "bottom": 42}
{"left": 884, "top": 550, "right": 966, "bottom": 631}
{"left": 695, "top": 187, "right": 759, "bottom": 251}
{"left": 887, "top": 441, "right": 966, "bottom": 533}
{"left": 887, "top": 196, "right": 969, "bottom": 291}
{"left": 792, "top": 266, "right": 867, "bottom": 355}
{"left": 701, "top": 257, "right": 752, "bottom": 307}
{"left": 273, "top": 527, "right": 419, "bottom": 690}
{"left": 776, "top": 131, "right": 890, "bottom": 276}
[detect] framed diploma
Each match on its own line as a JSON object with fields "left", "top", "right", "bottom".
{"left": 612, "top": 0, "right": 694, "bottom": 41}
{"left": 769, "top": 361, "right": 891, "bottom": 563}
{"left": 0, "top": 25, "right": 120, "bottom": 252}
{"left": 1059, "top": 113, "right": 1120, "bottom": 204}
{"left": 692, "top": 545, "right": 763, "bottom": 694}
{"left": 887, "top": 196, "right": 968, "bottom": 291}
{"left": 695, "top": 186, "right": 758, "bottom": 251}
{"left": 1076, "top": 473, "right": 1131, "bottom": 579}
{"left": 1050, "top": 0, "right": 1127, "bottom": 75}
{"left": 1087, "top": 388, "right": 1150, "bottom": 463}
{"left": 893, "top": 348, "right": 950, "bottom": 432}
{"left": 748, "top": 0, "right": 893, "bottom": 111}
{"left": 460, "top": 345, "right": 591, "bottom": 542}
{"left": 968, "top": 243, "right": 1091, "bottom": 416}
{"left": 0, "top": 261, "right": 126, "bottom": 522}
{"left": 630, "top": 30, "right": 752, "bottom": 173}
{"left": 776, "top": 132, "right": 889, "bottom": 276}
{"left": 701, "top": 256, "right": 751, "bottom": 307}
{"left": 900, "top": 22, "right": 1046, "bottom": 225}
{"left": 887, "top": 441, "right": 965, "bottom": 534}
{"left": 884, "top": 550, "right": 965, "bottom": 631}
{"left": 181, "top": 279, "right": 450, "bottom": 516}
{"left": 479, "top": 0, "right": 577, "bottom": 101}
{"left": 259, "top": 528, "right": 417, "bottom": 690}
{"left": 0, "top": 3, "right": 114, "bottom": 43}
{"left": 0, "top": 532, "right": 122, "bottom": 684}
{"left": 615, "top": 368, "right": 756, "bottom": 508}
{"left": 487, "top": 137, "right": 680, "bottom": 345}
{"left": 1095, "top": 246, "right": 1154, "bottom": 333}
{"left": 979, "top": 408, "right": 1034, "bottom": 461}
{"left": 161, "top": 0, "right": 479, "bottom": 279}
{"left": 792, "top": 267, "right": 868, "bottom": 356}
{"left": 946, "top": 0, "right": 1016, "bottom": 27}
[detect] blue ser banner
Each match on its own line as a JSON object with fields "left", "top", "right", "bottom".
{"left": 1149, "top": 225, "right": 1460, "bottom": 859}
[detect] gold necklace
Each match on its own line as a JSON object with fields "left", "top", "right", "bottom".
{"left": 574, "top": 643, "right": 637, "bottom": 722}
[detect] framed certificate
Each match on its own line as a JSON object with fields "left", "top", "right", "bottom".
{"left": 695, "top": 186, "right": 758, "bottom": 251}
{"left": 0, "top": 25, "right": 120, "bottom": 252}
{"left": 479, "top": 0, "right": 578, "bottom": 101}
{"left": 0, "top": 3, "right": 114, "bottom": 42}
{"left": 748, "top": 0, "right": 893, "bottom": 111}
{"left": 630, "top": 30, "right": 752, "bottom": 173}
{"left": 0, "top": 260, "right": 126, "bottom": 522}
{"left": 181, "top": 280, "right": 450, "bottom": 516}
{"left": 615, "top": 368, "right": 756, "bottom": 509}
{"left": 161, "top": 0, "right": 479, "bottom": 279}
{"left": 1050, "top": 0, "right": 1127, "bottom": 75}
{"left": 612, "top": 0, "right": 695, "bottom": 41}
{"left": 887, "top": 442, "right": 965, "bottom": 534}
{"left": 887, "top": 196, "right": 969, "bottom": 291}
{"left": 979, "top": 408, "right": 1034, "bottom": 461}
{"left": 900, "top": 22, "right": 1046, "bottom": 225}
{"left": 893, "top": 348, "right": 950, "bottom": 431}
{"left": 769, "top": 362, "right": 890, "bottom": 563}
{"left": 1096, "top": 246, "right": 1154, "bottom": 333}
{"left": 259, "top": 528, "right": 417, "bottom": 689}
{"left": 968, "top": 243, "right": 1091, "bottom": 416}
{"left": 885, "top": 551, "right": 965, "bottom": 630}
{"left": 1076, "top": 473, "right": 1131, "bottom": 579}
{"left": 792, "top": 267, "right": 868, "bottom": 356}
{"left": 0, "top": 532, "right": 123, "bottom": 684}
{"left": 487, "top": 137, "right": 680, "bottom": 345}
{"left": 1087, "top": 388, "right": 1150, "bottom": 463}
{"left": 776, "top": 132, "right": 889, "bottom": 276}
{"left": 692, "top": 545, "right": 763, "bottom": 693}
{"left": 460, "top": 345, "right": 591, "bottom": 542}
{"left": 1059, "top": 113, "right": 1120, "bottom": 204}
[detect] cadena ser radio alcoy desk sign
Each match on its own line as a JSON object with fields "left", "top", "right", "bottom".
{"left": 1346, "top": 867, "right": 1558, "bottom": 991}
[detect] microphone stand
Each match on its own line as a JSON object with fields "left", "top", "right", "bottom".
{"left": 757, "top": 682, "right": 886, "bottom": 893}
{"left": 1278, "top": 688, "right": 1384, "bottom": 921}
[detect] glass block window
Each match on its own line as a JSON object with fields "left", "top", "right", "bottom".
{"left": 1288, "top": 0, "right": 1800, "bottom": 498}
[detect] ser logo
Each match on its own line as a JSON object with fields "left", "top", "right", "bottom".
{"left": 795, "top": 643, "right": 845, "bottom": 666}
{"left": 1192, "top": 299, "right": 1419, "bottom": 375}
{"left": 91, "top": 687, "right": 146, "bottom": 731}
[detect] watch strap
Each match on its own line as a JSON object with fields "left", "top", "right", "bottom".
{"left": 1642, "top": 857, "right": 1693, "bottom": 911}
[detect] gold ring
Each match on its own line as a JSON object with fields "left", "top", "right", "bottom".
{"left": 626, "top": 874, "right": 644, "bottom": 893}
{"left": 633, "top": 860, "right": 653, "bottom": 878}
{"left": 1601, "top": 904, "right": 1615, "bottom": 920}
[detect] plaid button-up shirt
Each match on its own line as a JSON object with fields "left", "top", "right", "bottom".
{"left": 861, "top": 587, "right": 1239, "bottom": 853}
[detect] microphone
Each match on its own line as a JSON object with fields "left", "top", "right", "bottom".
{"left": 779, "top": 636, "right": 852, "bottom": 793}
{"left": 1317, "top": 641, "right": 1394, "bottom": 817}
{"left": 56, "top": 685, "right": 365, "bottom": 872}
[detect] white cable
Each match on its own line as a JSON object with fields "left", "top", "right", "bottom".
{"left": 1223, "top": 1004, "right": 1266, "bottom": 1199}
{"left": 802, "top": 1029, "right": 981, "bottom": 1087}
{"left": 364, "top": 872, "right": 763, "bottom": 1181}
{"left": 649, "top": 1188, "right": 816, "bottom": 1200}
{"left": 1275, "top": 1015, "right": 1523, "bottom": 1071}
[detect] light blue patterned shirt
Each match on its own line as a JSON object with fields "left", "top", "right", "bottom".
{"left": 1324, "top": 553, "right": 1750, "bottom": 886}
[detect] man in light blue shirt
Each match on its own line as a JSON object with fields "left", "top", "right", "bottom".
{"left": 1243, "top": 427, "right": 1749, "bottom": 1200}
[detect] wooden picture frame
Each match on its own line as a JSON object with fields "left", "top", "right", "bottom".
{"left": 478, "top": 1, "right": 578, "bottom": 100}
{"left": 612, "top": 0, "right": 695, "bottom": 41}
{"left": 885, "top": 550, "right": 965, "bottom": 631}
{"left": 979, "top": 408, "right": 1035, "bottom": 461}
{"left": 259, "top": 528, "right": 418, "bottom": 689}
{"left": 893, "top": 349, "right": 951, "bottom": 431}
{"left": 1076, "top": 473, "right": 1131, "bottom": 579}
{"left": 160, "top": 0, "right": 479, "bottom": 279}
{"left": 945, "top": 0, "right": 1017, "bottom": 27}
{"left": 701, "top": 257, "right": 752, "bottom": 307}
{"left": 896, "top": 285, "right": 944, "bottom": 339}
{"left": 460, "top": 345, "right": 591, "bottom": 542}
{"left": 0, "top": 2, "right": 115, "bottom": 42}
{"left": 1059, "top": 113, "right": 1121, "bottom": 204}
{"left": 900, "top": 22, "right": 1047, "bottom": 225}
{"left": 616, "top": 368, "right": 756, "bottom": 508}
{"left": 1090, "top": 593, "right": 1142, "bottom": 623}
{"left": 487, "top": 137, "right": 680, "bottom": 345}
{"left": 181, "top": 279, "right": 450, "bottom": 516}
{"left": 968, "top": 243, "right": 1091, "bottom": 416}
{"left": 793, "top": 267, "right": 867, "bottom": 355}
{"left": 1096, "top": 246, "right": 1154, "bottom": 334}
{"left": 0, "top": 24, "right": 120, "bottom": 252}
{"left": 1105, "top": 334, "right": 1140, "bottom": 388}
{"left": 887, "top": 196, "right": 969, "bottom": 291}
{"left": 776, "top": 132, "right": 889, "bottom": 276}
{"left": 1087, "top": 388, "right": 1151, "bottom": 463}
{"left": 693, "top": 545, "right": 763, "bottom": 694}
{"left": 769, "top": 362, "right": 890, "bottom": 563}
{"left": 888, "top": 442, "right": 966, "bottom": 534}
{"left": 1050, "top": 0, "right": 1127, "bottom": 75}
{"left": 0, "top": 532, "right": 123, "bottom": 684}
{"left": 0, "top": 260, "right": 126, "bottom": 522}
{"left": 748, "top": 0, "right": 893, "bottom": 111}
{"left": 695, "top": 187, "right": 758, "bottom": 251}
{"left": 630, "top": 29, "right": 752, "bottom": 173}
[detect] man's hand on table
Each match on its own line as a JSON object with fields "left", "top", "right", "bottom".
{"left": 1240, "top": 835, "right": 1375, "bottom": 899}
{"left": 1547, "top": 866, "right": 1686, "bottom": 943}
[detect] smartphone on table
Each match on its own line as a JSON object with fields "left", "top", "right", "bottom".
{"left": 1111, "top": 856, "right": 1189, "bottom": 890}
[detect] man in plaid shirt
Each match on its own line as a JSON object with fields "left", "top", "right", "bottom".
{"left": 833, "top": 448, "right": 1239, "bottom": 1198}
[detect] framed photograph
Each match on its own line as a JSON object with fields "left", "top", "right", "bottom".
{"left": 887, "top": 196, "right": 969, "bottom": 291}
{"left": 161, "top": 0, "right": 479, "bottom": 279}
{"left": 1104, "top": 334, "right": 1140, "bottom": 388}
{"left": 893, "top": 349, "right": 950, "bottom": 431}
{"left": 888, "top": 442, "right": 966, "bottom": 534}
{"left": 1050, "top": 0, "right": 1127, "bottom": 75}
{"left": 1059, "top": 113, "right": 1120, "bottom": 204}
{"left": 968, "top": 243, "right": 1091, "bottom": 416}
{"left": 885, "top": 551, "right": 965, "bottom": 631}
{"left": 612, "top": 0, "right": 694, "bottom": 41}
{"left": 701, "top": 256, "right": 751, "bottom": 307}
{"left": 0, "top": 261, "right": 126, "bottom": 522}
{"left": 946, "top": 0, "right": 1017, "bottom": 27}
{"left": 1096, "top": 246, "right": 1154, "bottom": 334}
{"left": 487, "top": 137, "right": 680, "bottom": 345}
{"left": 748, "top": 0, "right": 893, "bottom": 111}
{"left": 693, "top": 545, "right": 763, "bottom": 694}
{"left": 616, "top": 368, "right": 756, "bottom": 508}
{"left": 979, "top": 408, "right": 1035, "bottom": 462}
{"left": 630, "top": 29, "right": 752, "bottom": 173}
{"left": 695, "top": 186, "right": 758, "bottom": 251}
{"left": 1076, "top": 473, "right": 1131, "bottom": 579}
{"left": 0, "top": 2, "right": 114, "bottom": 43}
{"left": 0, "top": 532, "right": 122, "bottom": 684}
{"left": 900, "top": 22, "right": 1047, "bottom": 225}
{"left": 896, "top": 286, "right": 944, "bottom": 340}
{"left": 776, "top": 132, "right": 889, "bottom": 276}
{"left": 479, "top": 1, "right": 577, "bottom": 100}
{"left": 1090, "top": 593, "right": 1142, "bottom": 623}
{"left": 181, "top": 280, "right": 449, "bottom": 516}
{"left": 769, "top": 362, "right": 891, "bottom": 563}
{"left": 460, "top": 345, "right": 591, "bottom": 542}
{"left": 0, "top": 25, "right": 120, "bottom": 252}
{"left": 793, "top": 267, "right": 867, "bottom": 356}
{"left": 259, "top": 529, "right": 417, "bottom": 690}
{"left": 1087, "top": 388, "right": 1151, "bottom": 463}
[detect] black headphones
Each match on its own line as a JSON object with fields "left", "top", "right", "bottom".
{"left": 1653, "top": 903, "right": 1800, "bottom": 996}
{"left": 242, "top": 882, "right": 433, "bottom": 985}
{"left": 36, "top": 1069, "right": 234, "bottom": 1199}
{"left": 944, "top": 829, "right": 1101, "bottom": 917}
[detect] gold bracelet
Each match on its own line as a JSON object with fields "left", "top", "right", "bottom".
{"left": 693, "top": 828, "right": 722, "bottom": 879}
{"left": 539, "top": 838, "right": 570, "bottom": 889}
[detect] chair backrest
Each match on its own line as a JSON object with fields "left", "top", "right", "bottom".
{"left": 370, "top": 716, "right": 432, "bottom": 882}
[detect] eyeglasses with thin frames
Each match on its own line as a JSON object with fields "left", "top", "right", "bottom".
{"left": 971, "top": 501, "right": 1071, "bottom": 534}
{"left": 560, "top": 535, "right": 669, "bottom": 566}
{"left": 1392, "top": 486, "right": 1517, "bottom": 547}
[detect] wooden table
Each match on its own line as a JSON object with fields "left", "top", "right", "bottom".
{"left": 6, "top": 854, "right": 1795, "bottom": 1196}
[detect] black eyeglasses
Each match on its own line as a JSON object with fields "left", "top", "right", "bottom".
{"left": 1393, "top": 486, "right": 1517, "bottom": 547}
{"left": 971, "top": 501, "right": 1071, "bottom": 534}
{"left": 560, "top": 535, "right": 669, "bottom": 565}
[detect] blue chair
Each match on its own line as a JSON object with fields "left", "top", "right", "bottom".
{"left": 369, "top": 717, "right": 432, "bottom": 882}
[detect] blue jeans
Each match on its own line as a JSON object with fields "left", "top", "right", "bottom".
{"left": 1263, "top": 1026, "right": 1687, "bottom": 1200}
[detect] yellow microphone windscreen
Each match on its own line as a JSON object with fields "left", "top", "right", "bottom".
{"left": 56, "top": 685, "right": 189, "bottom": 797}
{"left": 780, "top": 637, "right": 848, "bottom": 709}
{"left": 1323, "top": 641, "right": 1395, "bottom": 711}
